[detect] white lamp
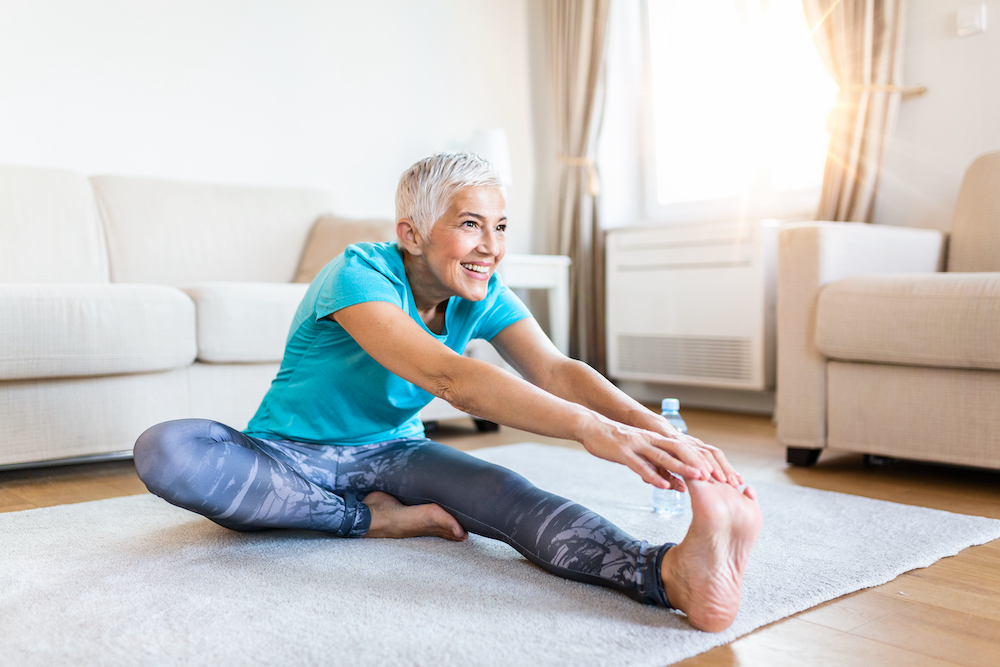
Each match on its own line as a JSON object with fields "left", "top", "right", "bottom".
{"left": 469, "top": 128, "right": 514, "bottom": 187}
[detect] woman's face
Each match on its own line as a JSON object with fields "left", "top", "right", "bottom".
{"left": 421, "top": 186, "right": 507, "bottom": 302}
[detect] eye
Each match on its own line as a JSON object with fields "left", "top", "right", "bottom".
{"left": 462, "top": 220, "right": 479, "bottom": 228}
{"left": 496, "top": 224, "right": 506, "bottom": 232}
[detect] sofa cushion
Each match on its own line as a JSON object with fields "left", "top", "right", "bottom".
{"left": 182, "top": 283, "right": 310, "bottom": 363}
{"left": 0, "top": 165, "right": 109, "bottom": 283}
{"left": 816, "top": 273, "right": 1000, "bottom": 370}
{"left": 0, "top": 284, "right": 196, "bottom": 381}
{"left": 293, "top": 215, "right": 396, "bottom": 284}
{"left": 90, "top": 175, "right": 335, "bottom": 286}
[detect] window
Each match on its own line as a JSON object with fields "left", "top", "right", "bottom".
{"left": 643, "top": 0, "right": 838, "bottom": 222}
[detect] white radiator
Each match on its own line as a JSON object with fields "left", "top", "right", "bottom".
{"left": 605, "top": 219, "right": 780, "bottom": 390}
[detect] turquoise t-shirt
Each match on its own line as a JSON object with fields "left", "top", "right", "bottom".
{"left": 244, "top": 241, "right": 531, "bottom": 445}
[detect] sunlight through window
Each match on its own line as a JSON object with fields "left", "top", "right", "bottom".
{"left": 647, "top": 0, "right": 838, "bottom": 211}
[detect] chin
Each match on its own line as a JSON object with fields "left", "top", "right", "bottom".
{"left": 459, "top": 283, "right": 490, "bottom": 301}
{"left": 462, "top": 290, "right": 489, "bottom": 302}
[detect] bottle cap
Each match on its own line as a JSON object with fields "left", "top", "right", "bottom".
{"left": 661, "top": 398, "right": 680, "bottom": 412}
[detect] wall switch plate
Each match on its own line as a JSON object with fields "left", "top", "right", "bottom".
{"left": 957, "top": 4, "right": 987, "bottom": 36}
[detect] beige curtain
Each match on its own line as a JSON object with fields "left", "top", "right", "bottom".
{"left": 546, "top": 0, "right": 611, "bottom": 371}
{"left": 803, "top": 0, "right": 906, "bottom": 222}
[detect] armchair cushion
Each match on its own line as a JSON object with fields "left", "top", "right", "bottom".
{"left": 0, "top": 284, "right": 196, "bottom": 380}
{"left": 182, "top": 282, "right": 310, "bottom": 363}
{"left": 816, "top": 273, "right": 1000, "bottom": 371}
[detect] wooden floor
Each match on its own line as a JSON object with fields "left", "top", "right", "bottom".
{"left": 2, "top": 409, "right": 999, "bottom": 666}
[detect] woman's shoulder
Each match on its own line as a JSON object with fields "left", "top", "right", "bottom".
{"left": 308, "top": 241, "right": 406, "bottom": 314}
{"left": 311, "top": 241, "right": 403, "bottom": 286}
{"left": 341, "top": 241, "right": 405, "bottom": 279}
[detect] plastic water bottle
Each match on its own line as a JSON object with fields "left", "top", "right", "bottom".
{"left": 652, "top": 398, "right": 688, "bottom": 515}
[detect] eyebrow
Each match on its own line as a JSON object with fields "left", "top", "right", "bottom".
{"left": 460, "top": 212, "right": 508, "bottom": 222}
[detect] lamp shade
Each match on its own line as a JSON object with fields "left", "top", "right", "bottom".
{"left": 469, "top": 128, "right": 513, "bottom": 187}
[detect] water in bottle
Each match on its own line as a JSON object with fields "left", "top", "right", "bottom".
{"left": 652, "top": 398, "right": 688, "bottom": 515}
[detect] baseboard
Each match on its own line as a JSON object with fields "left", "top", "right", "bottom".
{"left": 614, "top": 380, "right": 775, "bottom": 416}
{"left": 0, "top": 450, "right": 133, "bottom": 472}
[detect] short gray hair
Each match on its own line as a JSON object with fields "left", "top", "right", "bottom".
{"left": 395, "top": 152, "right": 505, "bottom": 236}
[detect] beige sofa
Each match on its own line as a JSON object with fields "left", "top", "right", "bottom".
{"left": 776, "top": 151, "right": 1000, "bottom": 471}
{"left": 0, "top": 165, "right": 510, "bottom": 468}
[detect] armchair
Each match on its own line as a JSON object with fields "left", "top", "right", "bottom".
{"left": 776, "top": 151, "right": 1000, "bottom": 470}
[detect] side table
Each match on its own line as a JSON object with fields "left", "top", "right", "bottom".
{"left": 497, "top": 254, "right": 571, "bottom": 355}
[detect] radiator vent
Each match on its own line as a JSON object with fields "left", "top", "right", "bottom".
{"left": 617, "top": 335, "right": 753, "bottom": 382}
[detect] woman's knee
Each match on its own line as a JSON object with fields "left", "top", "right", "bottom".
{"left": 133, "top": 419, "right": 214, "bottom": 497}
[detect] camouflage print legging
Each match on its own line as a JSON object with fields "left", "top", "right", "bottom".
{"left": 134, "top": 419, "right": 673, "bottom": 607}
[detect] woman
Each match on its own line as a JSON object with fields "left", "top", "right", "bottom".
{"left": 135, "top": 152, "right": 761, "bottom": 633}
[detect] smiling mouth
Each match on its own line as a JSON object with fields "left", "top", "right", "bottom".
{"left": 461, "top": 263, "right": 490, "bottom": 274}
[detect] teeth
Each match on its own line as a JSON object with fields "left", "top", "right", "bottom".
{"left": 461, "top": 263, "right": 489, "bottom": 274}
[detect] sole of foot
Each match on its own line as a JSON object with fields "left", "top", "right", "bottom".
{"left": 660, "top": 478, "right": 762, "bottom": 632}
{"left": 362, "top": 491, "right": 468, "bottom": 541}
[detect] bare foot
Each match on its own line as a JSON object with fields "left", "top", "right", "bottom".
{"left": 660, "top": 479, "right": 762, "bottom": 632}
{"left": 362, "top": 491, "right": 468, "bottom": 541}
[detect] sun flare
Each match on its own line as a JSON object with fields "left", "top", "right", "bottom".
{"left": 647, "top": 0, "right": 839, "bottom": 207}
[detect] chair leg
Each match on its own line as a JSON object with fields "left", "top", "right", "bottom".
{"left": 474, "top": 419, "right": 500, "bottom": 433}
{"left": 786, "top": 447, "right": 822, "bottom": 467}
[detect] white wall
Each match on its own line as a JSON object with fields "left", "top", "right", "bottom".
{"left": 875, "top": 0, "right": 1000, "bottom": 231}
{"left": 0, "top": 0, "right": 537, "bottom": 252}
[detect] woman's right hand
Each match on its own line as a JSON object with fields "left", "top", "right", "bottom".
{"left": 578, "top": 412, "right": 726, "bottom": 492}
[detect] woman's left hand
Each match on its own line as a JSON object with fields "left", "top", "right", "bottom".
{"left": 652, "top": 423, "right": 744, "bottom": 489}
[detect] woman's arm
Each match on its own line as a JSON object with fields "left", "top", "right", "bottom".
{"left": 490, "top": 317, "right": 742, "bottom": 488}
{"left": 333, "top": 302, "right": 727, "bottom": 490}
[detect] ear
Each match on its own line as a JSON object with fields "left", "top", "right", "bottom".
{"left": 396, "top": 218, "right": 425, "bottom": 256}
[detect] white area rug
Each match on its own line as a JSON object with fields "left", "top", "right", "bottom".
{"left": 2, "top": 443, "right": 999, "bottom": 667}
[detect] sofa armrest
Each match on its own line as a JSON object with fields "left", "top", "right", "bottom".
{"left": 776, "top": 222, "right": 945, "bottom": 450}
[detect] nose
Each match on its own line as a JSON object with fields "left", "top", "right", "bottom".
{"left": 478, "top": 228, "right": 503, "bottom": 257}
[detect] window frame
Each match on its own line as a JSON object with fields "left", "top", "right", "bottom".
{"left": 636, "top": 0, "right": 827, "bottom": 227}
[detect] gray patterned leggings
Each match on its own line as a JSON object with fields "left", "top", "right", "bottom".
{"left": 134, "top": 419, "right": 673, "bottom": 607}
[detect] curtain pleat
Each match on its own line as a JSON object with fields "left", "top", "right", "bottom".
{"left": 546, "top": 0, "right": 611, "bottom": 371}
{"left": 803, "top": 0, "right": 906, "bottom": 222}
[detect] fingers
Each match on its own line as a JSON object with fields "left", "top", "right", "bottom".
{"left": 622, "top": 449, "right": 695, "bottom": 490}
{"left": 687, "top": 437, "right": 726, "bottom": 483}
{"left": 710, "top": 445, "right": 743, "bottom": 486}
{"left": 650, "top": 431, "right": 744, "bottom": 488}
{"left": 621, "top": 450, "right": 665, "bottom": 487}
{"left": 639, "top": 444, "right": 705, "bottom": 486}
{"left": 649, "top": 433, "right": 715, "bottom": 481}
{"left": 582, "top": 415, "right": 747, "bottom": 491}
{"left": 654, "top": 464, "right": 687, "bottom": 492}
{"left": 690, "top": 438, "right": 742, "bottom": 486}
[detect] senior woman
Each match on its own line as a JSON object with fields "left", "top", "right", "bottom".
{"left": 135, "top": 152, "right": 761, "bottom": 633}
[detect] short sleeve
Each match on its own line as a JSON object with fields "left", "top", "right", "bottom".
{"left": 314, "top": 246, "right": 404, "bottom": 321}
{"left": 474, "top": 284, "right": 532, "bottom": 341}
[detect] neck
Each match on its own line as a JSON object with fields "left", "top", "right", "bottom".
{"left": 401, "top": 249, "right": 450, "bottom": 329}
